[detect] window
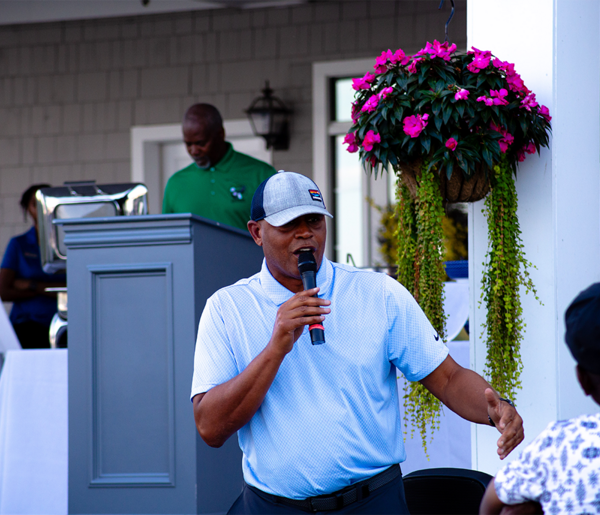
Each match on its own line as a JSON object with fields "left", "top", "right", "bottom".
{"left": 313, "top": 60, "right": 395, "bottom": 267}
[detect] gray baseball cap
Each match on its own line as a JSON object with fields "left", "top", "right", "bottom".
{"left": 250, "top": 170, "right": 333, "bottom": 227}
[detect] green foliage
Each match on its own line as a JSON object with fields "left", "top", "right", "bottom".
{"left": 480, "top": 158, "right": 540, "bottom": 401}
{"left": 373, "top": 181, "right": 468, "bottom": 270}
{"left": 415, "top": 166, "right": 447, "bottom": 339}
{"left": 394, "top": 165, "right": 447, "bottom": 454}
{"left": 395, "top": 177, "right": 417, "bottom": 295}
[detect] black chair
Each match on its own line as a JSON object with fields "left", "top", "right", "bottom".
{"left": 403, "top": 467, "right": 492, "bottom": 515}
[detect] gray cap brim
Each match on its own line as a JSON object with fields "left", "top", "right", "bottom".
{"left": 264, "top": 205, "right": 333, "bottom": 227}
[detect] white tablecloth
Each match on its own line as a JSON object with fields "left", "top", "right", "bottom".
{"left": 0, "top": 349, "right": 67, "bottom": 515}
{"left": 0, "top": 302, "right": 21, "bottom": 353}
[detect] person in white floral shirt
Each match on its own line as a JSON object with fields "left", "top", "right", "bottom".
{"left": 480, "top": 282, "right": 600, "bottom": 515}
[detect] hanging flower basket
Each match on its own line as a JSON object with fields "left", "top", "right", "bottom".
{"left": 346, "top": 41, "right": 551, "bottom": 452}
{"left": 399, "top": 158, "right": 490, "bottom": 203}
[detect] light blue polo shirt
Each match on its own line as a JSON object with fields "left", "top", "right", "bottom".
{"left": 191, "top": 257, "right": 448, "bottom": 499}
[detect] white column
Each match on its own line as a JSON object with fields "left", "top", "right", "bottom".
{"left": 467, "top": 0, "right": 600, "bottom": 475}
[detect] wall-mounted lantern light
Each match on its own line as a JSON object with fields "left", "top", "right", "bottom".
{"left": 245, "top": 81, "right": 292, "bottom": 151}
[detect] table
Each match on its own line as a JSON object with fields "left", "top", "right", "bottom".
{"left": 0, "top": 349, "right": 67, "bottom": 515}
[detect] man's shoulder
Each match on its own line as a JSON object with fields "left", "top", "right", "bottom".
{"left": 168, "top": 162, "right": 198, "bottom": 181}
{"left": 230, "top": 149, "right": 276, "bottom": 173}
{"left": 330, "top": 262, "right": 407, "bottom": 294}
{"left": 209, "top": 270, "right": 263, "bottom": 302}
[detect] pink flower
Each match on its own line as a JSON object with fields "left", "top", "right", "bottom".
{"left": 455, "top": 88, "right": 469, "bottom": 101}
{"left": 445, "top": 138, "right": 458, "bottom": 151}
{"left": 477, "top": 89, "right": 508, "bottom": 106}
{"left": 517, "top": 149, "right": 526, "bottom": 162}
{"left": 379, "top": 86, "right": 394, "bottom": 100}
{"left": 477, "top": 95, "right": 495, "bottom": 107}
{"left": 352, "top": 72, "right": 375, "bottom": 91}
{"left": 498, "top": 132, "right": 514, "bottom": 153}
{"left": 521, "top": 92, "right": 538, "bottom": 111}
{"left": 375, "top": 50, "right": 390, "bottom": 67}
{"left": 373, "top": 50, "right": 394, "bottom": 73}
{"left": 525, "top": 141, "right": 536, "bottom": 154}
{"left": 344, "top": 132, "right": 359, "bottom": 153}
{"left": 362, "top": 130, "right": 381, "bottom": 151}
{"left": 490, "top": 122, "right": 514, "bottom": 153}
{"left": 416, "top": 40, "right": 457, "bottom": 61}
{"left": 467, "top": 47, "right": 492, "bottom": 73}
{"left": 361, "top": 94, "right": 379, "bottom": 113}
{"left": 490, "top": 88, "right": 509, "bottom": 106}
{"left": 403, "top": 113, "right": 429, "bottom": 138}
{"left": 390, "top": 48, "right": 410, "bottom": 65}
{"left": 539, "top": 105, "right": 552, "bottom": 122}
{"left": 351, "top": 102, "right": 360, "bottom": 123}
{"left": 407, "top": 58, "right": 422, "bottom": 74}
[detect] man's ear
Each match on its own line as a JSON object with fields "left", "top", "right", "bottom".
{"left": 247, "top": 220, "right": 263, "bottom": 246}
{"left": 577, "top": 364, "right": 593, "bottom": 396}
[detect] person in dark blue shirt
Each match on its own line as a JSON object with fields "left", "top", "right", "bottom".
{"left": 0, "top": 184, "right": 66, "bottom": 348}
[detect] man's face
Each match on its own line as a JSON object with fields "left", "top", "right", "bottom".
{"left": 248, "top": 214, "right": 327, "bottom": 293}
{"left": 182, "top": 120, "right": 226, "bottom": 169}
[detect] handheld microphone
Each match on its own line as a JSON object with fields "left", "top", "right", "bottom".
{"left": 297, "top": 251, "right": 325, "bottom": 345}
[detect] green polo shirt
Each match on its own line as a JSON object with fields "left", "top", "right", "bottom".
{"left": 162, "top": 143, "right": 276, "bottom": 231}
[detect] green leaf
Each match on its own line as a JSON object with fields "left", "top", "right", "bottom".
{"left": 422, "top": 134, "right": 431, "bottom": 154}
{"left": 446, "top": 160, "right": 454, "bottom": 179}
{"left": 442, "top": 104, "right": 452, "bottom": 125}
{"left": 482, "top": 147, "right": 493, "bottom": 169}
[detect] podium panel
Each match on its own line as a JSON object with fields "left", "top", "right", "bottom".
{"left": 60, "top": 215, "right": 264, "bottom": 515}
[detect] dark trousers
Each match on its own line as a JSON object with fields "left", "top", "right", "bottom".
{"left": 227, "top": 473, "right": 409, "bottom": 515}
{"left": 13, "top": 321, "right": 51, "bottom": 349}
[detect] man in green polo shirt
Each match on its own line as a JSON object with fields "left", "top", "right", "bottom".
{"left": 162, "top": 104, "right": 276, "bottom": 231}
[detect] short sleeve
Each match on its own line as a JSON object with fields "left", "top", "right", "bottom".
{"left": 495, "top": 426, "right": 553, "bottom": 505}
{"left": 385, "top": 276, "right": 448, "bottom": 381}
{"left": 161, "top": 181, "right": 172, "bottom": 214}
{"left": 1, "top": 237, "right": 19, "bottom": 270}
{"left": 190, "top": 294, "right": 239, "bottom": 399}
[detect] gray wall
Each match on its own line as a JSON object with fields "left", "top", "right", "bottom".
{"left": 0, "top": 0, "right": 466, "bottom": 253}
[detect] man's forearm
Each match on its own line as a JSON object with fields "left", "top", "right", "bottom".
{"left": 420, "top": 356, "right": 492, "bottom": 424}
{"left": 193, "top": 342, "right": 287, "bottom": 448}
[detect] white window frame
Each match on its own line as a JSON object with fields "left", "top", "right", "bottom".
{"left": 131, "top": 119, "right": 268, "bottom": 215}
{"left": 313, "top": 58, "right": 389, "bottom": 265}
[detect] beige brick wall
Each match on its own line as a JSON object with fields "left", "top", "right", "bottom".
{"left": 0, "top": 0, "right": 466, "bottom": 253}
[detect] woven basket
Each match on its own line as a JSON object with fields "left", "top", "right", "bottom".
{"left": 399, "top": 158, "right": 491, "bottom": 203}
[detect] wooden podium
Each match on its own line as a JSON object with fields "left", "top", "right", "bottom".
{"left": 59, "top": 214, "right": 264, "bottom": 515}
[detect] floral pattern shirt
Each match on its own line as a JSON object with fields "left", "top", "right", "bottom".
{"left": 495, "top": 413, "right": 600, "bottom": 515}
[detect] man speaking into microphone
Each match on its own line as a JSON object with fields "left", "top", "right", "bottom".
{"left": 191, "top": 171, "right": 524, "bottom": 514}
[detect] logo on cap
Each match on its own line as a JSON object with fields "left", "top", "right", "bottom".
{"left": 309, "top": 189, "right": 322, "bottom": 202}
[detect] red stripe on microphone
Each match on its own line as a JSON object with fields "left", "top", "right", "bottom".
{"left": 309, "top": 324, "right": 324, "bottom": 331}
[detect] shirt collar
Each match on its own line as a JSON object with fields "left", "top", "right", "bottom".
{"left": 260, "top": 256, "right": 333, "bottom": 306}
{"left": 25, "top": 226, "right": 37, "bottom": 244}
{"left": 190, "top": 142, "right": 234, "bottom": 173}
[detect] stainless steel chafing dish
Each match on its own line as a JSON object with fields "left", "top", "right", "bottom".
{"left": 36, "top": 181, "right": 148, "bottom": 274}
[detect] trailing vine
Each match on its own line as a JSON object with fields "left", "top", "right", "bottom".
{"left": 415, "top": 165, "right": 447, "bottom": 340}
{"left": 480, "top": 158, "right": 540, "bottom": 401}
{"left": 397, "top": 164, "right": 447, "bottom": 454}
{"left": 395, "top": 175, "right": 417, "bottom": 296}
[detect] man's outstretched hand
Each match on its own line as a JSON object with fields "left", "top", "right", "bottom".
{"left": 485, "top": 388, "right": 524, "bottom": 459}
